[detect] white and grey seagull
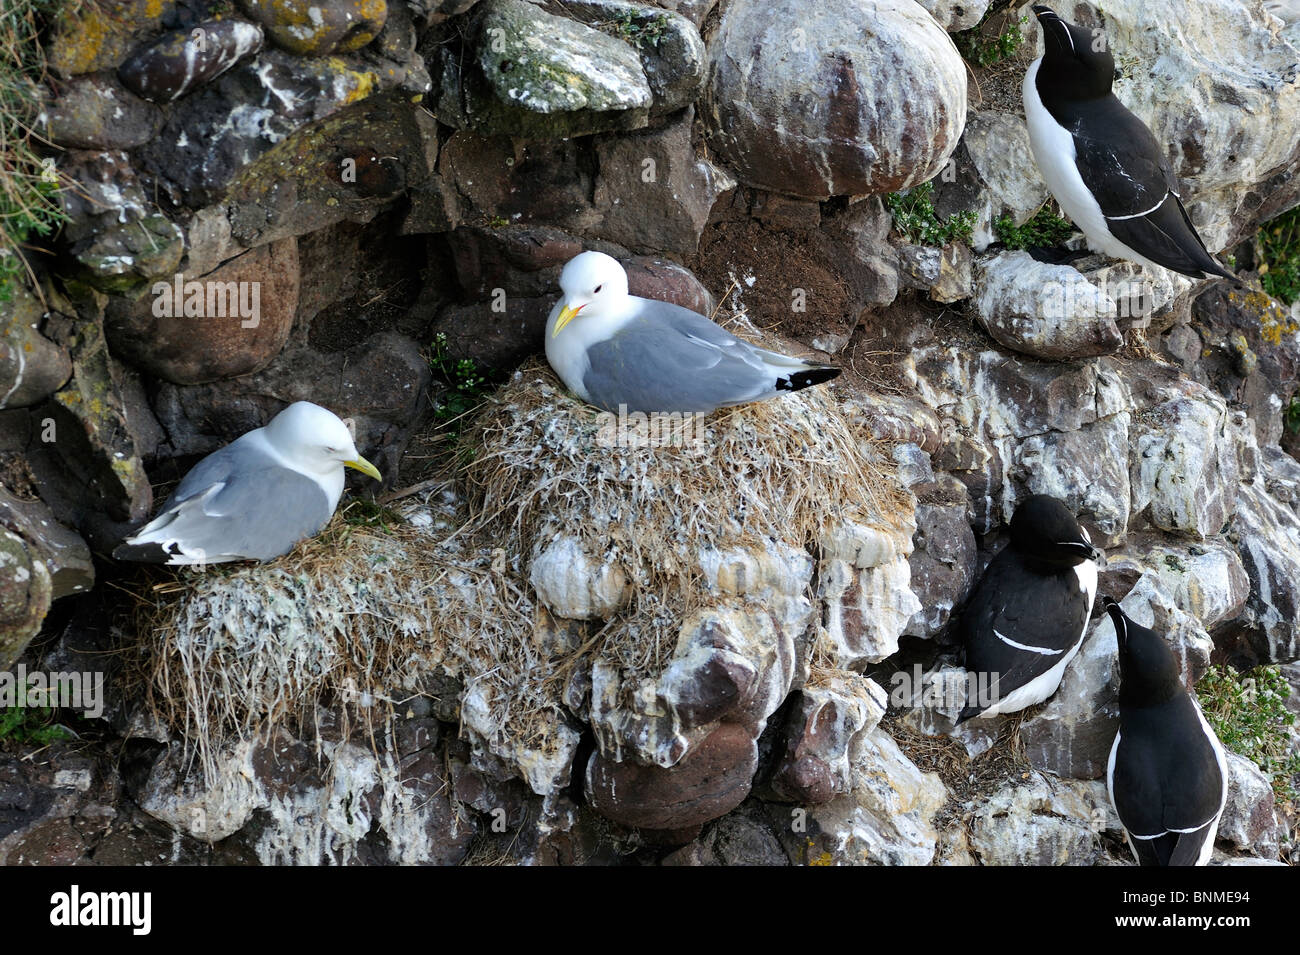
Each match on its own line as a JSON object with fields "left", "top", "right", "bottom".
{"left": 114, "top": 401, "right": 382, "bottom": 565}
{"left": 544, "top": 251, "right": 839, "bottom": 414}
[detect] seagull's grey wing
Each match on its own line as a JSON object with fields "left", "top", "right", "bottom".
{"left": 583, "top": 309, "right": 776, "bottom": 413}
{"left": 116, "top": 461, "right": 333, "bottom": 563}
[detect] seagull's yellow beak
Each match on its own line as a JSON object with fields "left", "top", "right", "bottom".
{"left": 344, "top": 456, "right": 382, "bottom": 481}
{"left": 552, "top": 302, "right": 583, "bottom": 338}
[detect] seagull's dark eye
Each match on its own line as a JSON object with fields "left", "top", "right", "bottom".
{"left": 594, "top": 284, "right": 603, "bottom": 293}
{"left": 325, "top": 446, "right": 337, "bottom": 454}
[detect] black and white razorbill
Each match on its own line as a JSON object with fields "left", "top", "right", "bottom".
{"left": 957, "top": 495, "right": 1104, "bottom": 722}
{"left": 1023, "top": 6, "right": 1238, "bottom": 281}
{"left": 1103, "top": 597, "right": 1228, "bottom": 866}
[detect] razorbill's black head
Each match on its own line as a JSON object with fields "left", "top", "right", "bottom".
{"left": 1010, "top": 493, "right": 1105, "bottom": 569}
{"left": 1107, "top": 596, "right": 1181, "bottom": 705}
{"left": 957, "top": 495, "right": 1102, "bottom": 722}
{"left": 1023, "top": 7, "right": 1239, "bottom": 283}
{"left": 1102, "top": 597, "right": 1228, "bottom": 866}
{"left": 1032, "top": 5, "right": 1113, "bottom": 99}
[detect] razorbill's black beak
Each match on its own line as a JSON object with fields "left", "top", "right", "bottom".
{"left": 1101, "top": 596, "right": 1126, "bottom": 642}
{"left": 1057, "top": 540, "right": 1106, "bottom": 565}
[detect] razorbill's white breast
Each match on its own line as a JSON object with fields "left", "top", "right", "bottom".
{"left": 1023, "top": 6, "right": 1238, "bottom": 282}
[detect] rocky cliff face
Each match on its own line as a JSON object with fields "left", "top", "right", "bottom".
{"left": 1, "top": 0, "right": 1297, "bottom": 866}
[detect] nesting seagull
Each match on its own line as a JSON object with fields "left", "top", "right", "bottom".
{"left": 1024, "top": 6, "right": 1237, "bottom": 281}
{"left": 114, "top": 401, "right": 382, "bottom": 565}
{"left": 1103, "top": 598, "right": 1228, "bottom": 866}
{"left": 544, "top": 251, "right": 839, "bottom": 414}
{"left": 958, "top": 495, "right": 1105, "bottom": 721}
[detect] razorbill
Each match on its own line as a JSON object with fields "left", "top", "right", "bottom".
{"left": 1023, "top": 6, "right": 1237, "bottom": 281}
{"left": 958, "top": 495, "right": 1104, "bottom": 722}
{"left": 1103, "top": 597, "right": 1228, "bottom": 866}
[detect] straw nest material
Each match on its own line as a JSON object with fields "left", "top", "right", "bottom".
{"left": 129, "top": 359, "right": 911, "bottom": 791}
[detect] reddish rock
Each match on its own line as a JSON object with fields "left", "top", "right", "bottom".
{"left": 117, "top": 20, "right": 262, "bottom": 103}
{"left": 625, "top": 257, "right": 715, "bottom": 317}
{"left": 585, "top": 724, "right": 757, "bottom": 830}
{"left": 105, "top": 237, "right": 299, "bottom": 385}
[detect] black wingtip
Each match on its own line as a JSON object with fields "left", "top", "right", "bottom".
{"left": 955, "top": 704, "right": 981, "bottom": 725}
{"left": 113, "top": 541, "right": 173, "bottom": 563}
{"left": 777, "top": 365, "right": 840, "bottom": 393}
{"left": 1206, "top": 263, "right": 1245, "bottom": 287}
{"left": 1032, "top": 4, "right": 1059, "bottom": 18}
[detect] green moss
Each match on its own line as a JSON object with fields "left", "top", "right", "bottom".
{"left": 1198, "top": 664, "right": 1300, "bottom": 804}
{"left": 885, "top": 181, "right": 975, "bottom": 246}
{"left": 0, "top": 705, "right": 72, "bottom": 746}
{"left": 1257, "top": 205, "right": 1300, "bottom": 305}
{"left": 954, "top": 12, "right": 1028, "bottom": 68}
{"left": 1, "top": 0, "right": 73, "bottom": 302}
{"left": 994, "top": 205, "right": 1076, "bottom": 251}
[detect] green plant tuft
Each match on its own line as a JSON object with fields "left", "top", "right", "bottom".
{"left": 609, "top": 10, "right": 671, "bottom": 50}
{"left": 1, "top": 0, "right": 71, "bottom": 302}
{"left": 1257, "top": 206, "right": 1300, "bottom": 305}
{"left": 994, "top": 206, "right": 1077, "bottom": 251}
{"left": 0, "top": 705, "right": 72, "bottom": 746}
{"left": 954, "top": 12, "right": 1028, "bottom": 68}
{"left": 1285, "top": 396, "right": 1300, "bottom": 435}
{"left": 885, "top": 182, "right": 976, "bottom": 247}
{"left": 428, "top": 332, "right": 494, "bottom": 436}
{"left": 1198, "top": 664, "right": 1300, "bottom": 804}
{"left": 340, "top": 499, "right": 403, "bottom": 531}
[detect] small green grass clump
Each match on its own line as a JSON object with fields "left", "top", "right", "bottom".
{"left": 0, "top": 0, "right": 70, "bottom": 302}
{"left": 0, "top": 705, "right": 72, "bottom": 746}
{"left": 886, "top": 182, "right": 976, "bottom": 247}
{"left": 340, "top": 499, "right": 403, "bottom": 531}
{"left": 1285, "top": 396, "right": 1300, "bottom": 435}
{"left": 429, "top": 332, "right": 494, "bottom": 433}
{"left": 954, "top": 13, "right": 1028, "bottom": 68}
{"left": 610, "top": 10, "right": 671, "bottom": 50}
{"left": 1198, "top": 664, "right": 1300, "bottom": 804}
{"left": 995, "top": 206, "right": 1076, "bottom": 251}
{"left": 1257, "top": 206, "right": 1300, "bottom": 305}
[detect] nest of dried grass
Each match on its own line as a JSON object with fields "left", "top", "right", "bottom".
{"left": 459, "top": 359, "right": 911, "bottom": 684}
{"left": 128, "top": 359, "right": 912, "bottom": 792}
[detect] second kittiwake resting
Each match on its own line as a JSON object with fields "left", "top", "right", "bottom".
{"left": 545, "top": 251, "right": 840, "bottom": 414}
{"left": 1023, "top": 6, "right": 1238, "bottom": 281}
{"left": 114, "top": 401, "right": 382, "bottom": 565}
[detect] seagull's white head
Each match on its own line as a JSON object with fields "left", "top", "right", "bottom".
{"left": 551, "top": 250, "right": 629, "bottom": 338}
{"left": 263, "top": 401, "right": 382, "bottom": 481}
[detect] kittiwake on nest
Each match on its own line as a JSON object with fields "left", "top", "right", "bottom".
{"left": 114, "top": 401, "right": 382, "bottom": 565}
{"left": 545, "top": 250, "right": 840, "bottom": 413}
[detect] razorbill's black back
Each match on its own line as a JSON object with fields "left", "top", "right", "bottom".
{"left": 1023, "top": 6, "right": 1237, "bottom": 282}
{"left": 958, "top": 495, "right": 1103, "bottom": 722}
{"left": 1103, "top": 598, "right": 1227, "bottom": 866}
